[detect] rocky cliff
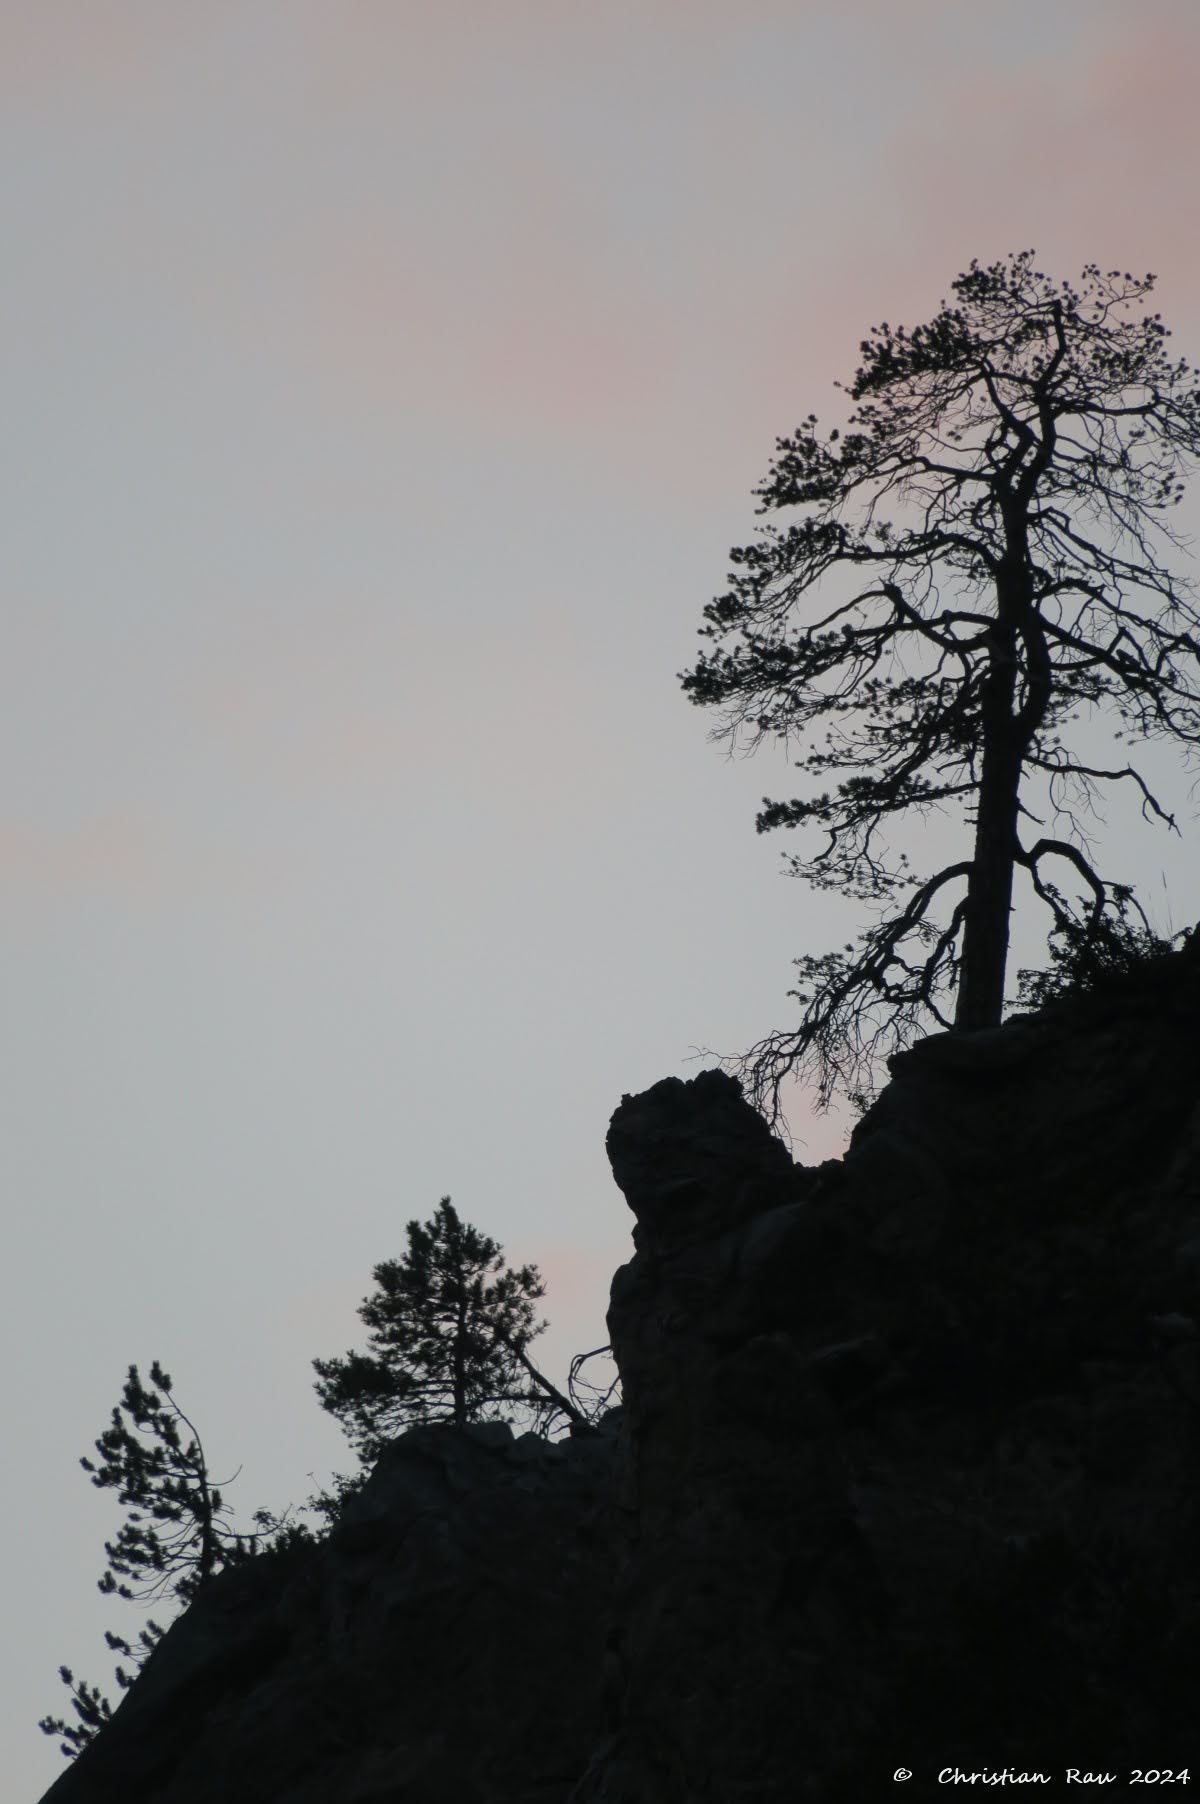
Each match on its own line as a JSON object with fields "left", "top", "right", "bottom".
{"left": 40, "top": 943, "right": 1200, "bottom": 1802}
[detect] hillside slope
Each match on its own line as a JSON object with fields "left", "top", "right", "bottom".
{"left": 41, "top": 941, "right": 1200, "bottom": 1801}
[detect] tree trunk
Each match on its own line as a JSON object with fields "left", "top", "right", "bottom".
{"left": 955, "top": 617, "right": 1022, "bottom": 1031}
{"left": 509, "top": 1339, "right": 589, "bottom": 1430}
{"left": 196, "top": 1466, "right": 215, "bottom": 1587}
{"left": 453, "top": 1287, "right": 468, "bottom": 1429}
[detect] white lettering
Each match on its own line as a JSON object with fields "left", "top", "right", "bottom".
{"left": 937, "top": 1771, "right": 1051, "bottom": 1786}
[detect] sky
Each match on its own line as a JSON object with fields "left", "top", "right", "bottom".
{"left": 7, "top": 3, "right": 1200, "bottom": 1794}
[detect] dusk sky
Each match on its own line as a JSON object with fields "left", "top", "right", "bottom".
{"left": 8, "top": 4, "right": 1200, "bottom": 1793}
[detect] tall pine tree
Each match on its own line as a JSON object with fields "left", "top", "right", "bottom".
{"left": 683, "top": 254, "right": 1200, "bottom": 1117}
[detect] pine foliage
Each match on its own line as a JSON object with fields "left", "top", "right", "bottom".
{"left": 313, "top": 1197, "right": 548, "bottom": 1460}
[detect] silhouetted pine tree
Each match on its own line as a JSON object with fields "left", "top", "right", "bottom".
{"left": 40, "top": 1362, "right": 260, "bottom": 1760}
{"left": 683, "top": 254, "right": 1200, "bottom": 1119}
{"left": 313, "top": 1197, "right": 560, "bottom": 1460}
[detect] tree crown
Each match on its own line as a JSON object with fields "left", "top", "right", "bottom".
{"left": 682, "top": 254, "right": 1200, "bottom": 1117}
{"left": 313, "top": 1197, "right": 548, "bottom": 1459}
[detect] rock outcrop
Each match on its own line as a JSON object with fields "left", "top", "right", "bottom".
{"left": 40, "top": 1424, "right": 618, "bottom": 1804}
{"left": 41, "top": 942, "right": 1200, "bottom": 1802}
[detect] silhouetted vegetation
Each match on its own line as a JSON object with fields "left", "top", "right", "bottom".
{"left": 39, "top": 1362, "right": 268, "bottom": 1760}
{"left": 41, "top": 1208, "right": 616, "bottom": 1763}
{"left": 1014, "top": 886, "right": 1190, "bottom": 1010}
{"left": 80, "top": 1361, "right": 258, "bottom": 1603}
{"left": 313, "top": 1197, "right": 559, "bottom": 1460}
{"left": 683, "top": 253, "right": 1200, "bottom": 1119}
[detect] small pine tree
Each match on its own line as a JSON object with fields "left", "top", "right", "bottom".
{"left": 39, "top": 1667, "right": 117, "bottom": 1763}
{"left": 313, "top": 1197, "right": 549, "bottom": 1460}
{"left": 40, "top": 1362, "right": 259, "bottom": 1760}
{"left": 81, "top": 1360, "right": 254, "bottom": 1605}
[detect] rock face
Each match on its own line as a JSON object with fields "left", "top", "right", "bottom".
{"left": 589, "top": 979, "right": 1200, "bottom": 1800}
{"left": 41, "top": 945, "right": 1200, "bottom": 1802}
{"left": 40, "top": 1425, "right": 618, "bottom": 1804}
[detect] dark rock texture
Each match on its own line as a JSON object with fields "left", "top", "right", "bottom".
{"left": 40, "top": 941, "right": 1200, "bottom": 1802}
{"left": 40, "top": 1424, "right": 617, "bottom": 1804}
{"left": 585, "top": 948, "right": 1200, "bottom": 1801}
